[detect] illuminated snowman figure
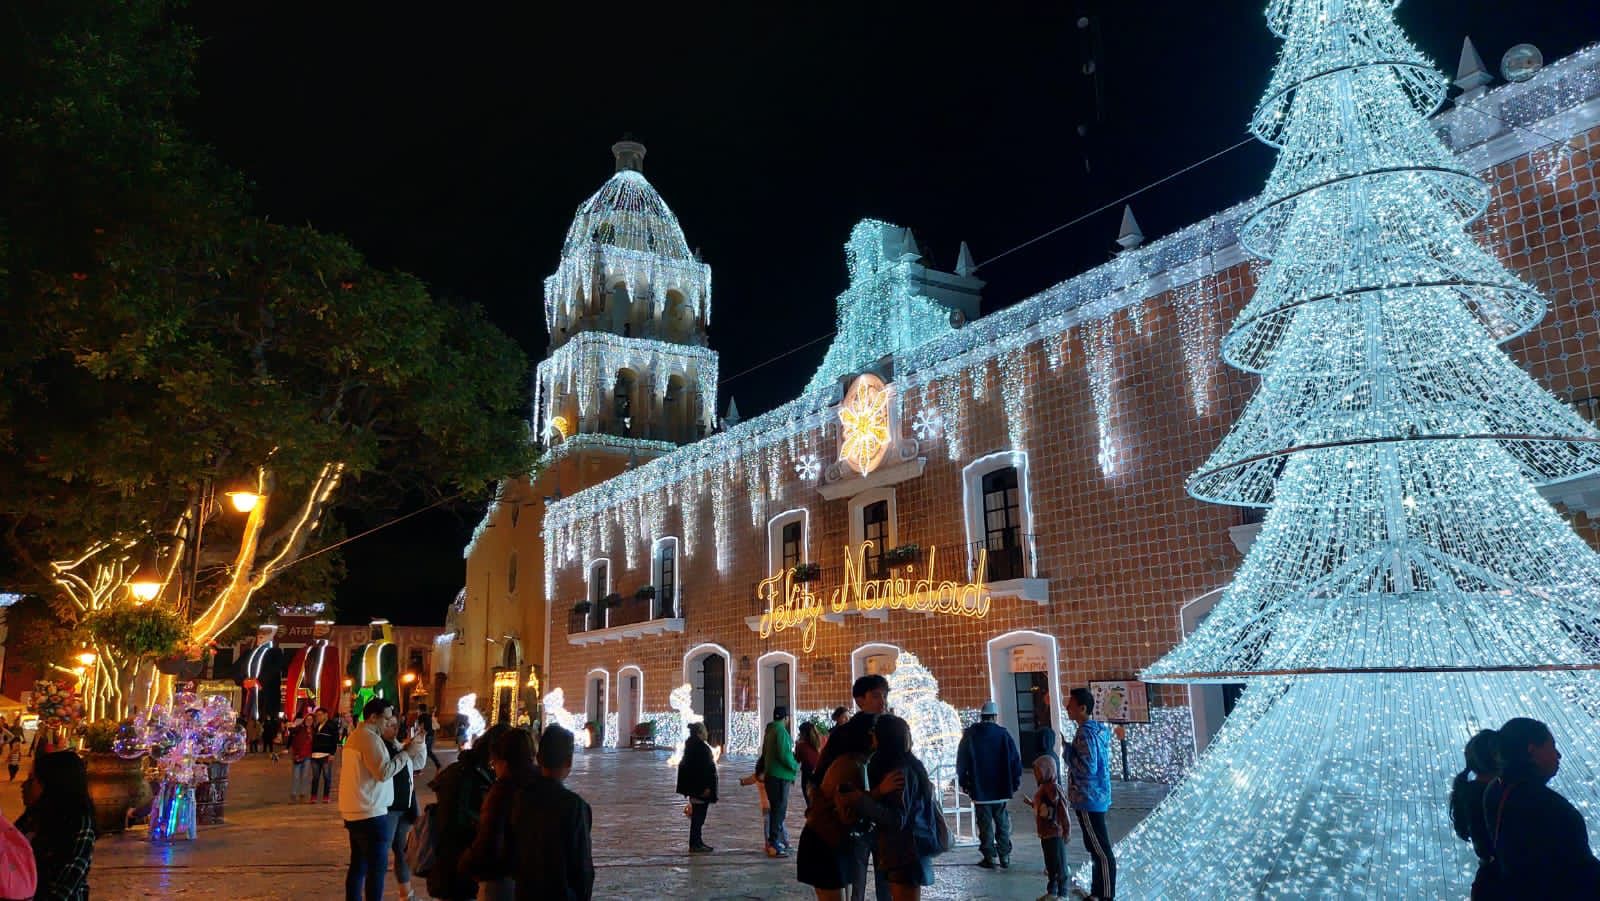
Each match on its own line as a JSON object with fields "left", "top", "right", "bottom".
{"left": 887, "top": 652, "right": 963, "bottom": 788}
{"left": 542, "top": 688, "right": 590, "bottom": 748}
{"left": 455, "top": 694, "right": 487, "bottom": 748}
{"left": 665, "top": 682, "right": 704, "bottom": 766}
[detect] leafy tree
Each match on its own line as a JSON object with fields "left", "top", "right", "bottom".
{"left": 0, "top": 1, "right": 536, "bottom": 712}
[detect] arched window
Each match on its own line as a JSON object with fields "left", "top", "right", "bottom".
{"left": 962, "top": 452, "right": 1035, "bottom": 581}
{"left": 652, "top": 537, "right": 679, "bottom": 618}
{"left": 613, "top": 370, "right": 636, "bottom": 430}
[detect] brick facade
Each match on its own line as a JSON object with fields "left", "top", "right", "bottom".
{"left": 460, "top": 51, "right": 1600, "bottom": 779}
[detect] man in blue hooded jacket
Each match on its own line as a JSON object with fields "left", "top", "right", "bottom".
{"left": 1065, "top": 687, "right": 1115, "bottom": 900}
{"left": 956, "top": 700, "right": 1021, "bottom": 868}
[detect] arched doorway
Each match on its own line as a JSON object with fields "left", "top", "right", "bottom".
{"left": 1181, "top": 587, "right": 1244, "bottom": 753}
{"left": 684, "top": 644, "right": 731, "bottom": 748}
{"left": 851, "top": 642, "right": 902, "bottom": 688}
{"left": 757, "top": 651, "right": 797, "bottom": 728}
{"left": 986, "top": 630, "right": 1063, "bottom": 766}
{"left": 586, "top": 669, "right": 609, "bottom": 747}
{"left": 617, "top": 665, "right": 643, "bottom": 743}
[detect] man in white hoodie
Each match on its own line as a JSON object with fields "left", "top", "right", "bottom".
{"left": 340, "top": 697, "right": 426, "bottom": 901}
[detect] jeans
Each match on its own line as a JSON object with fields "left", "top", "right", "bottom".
{"left": 389, "top": 812, "right": 414, "bottom": 883}
{"left": 1042, "top": 836, "right": 1068, "bottom": 896}
{"left": 290, "top": 759, "right": 311, "bottom": 799}
{"left": 974, "top": 802, "right": 1013, "bottom": 860}
{"left": 763, "top": 777, "right": 791, "bottom": 850}
{"left": 345, "top": 814, "right": 396, "bottom": 901}
{"left": 311, "top": 756, "right": 334, "bottom": 799}
{"left": 689, "top": 799, "right": 708, "bottom": 848}
{"left": 1075, "top": 809, "right": 1116, "bottom": 900}
{"left": 849, "top": 835, "right": 891, "bottom": 901}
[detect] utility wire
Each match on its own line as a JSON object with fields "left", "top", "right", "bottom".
{"left": 718, "top": 331, "right": 836, "bottom": 386}
{"left": 976, "top": 136, "right": 1257, "bottom": 270}
{"left": 286, "top": 489, "right": 468, "bottom": 569}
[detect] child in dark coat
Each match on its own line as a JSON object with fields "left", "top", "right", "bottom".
{"left": 1032, "top": 754, "right": 1072, "bottom": 901}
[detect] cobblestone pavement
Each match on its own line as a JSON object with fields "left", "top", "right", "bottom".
{"left": 34, "top": 745, "right": 1165, "bottom": 899}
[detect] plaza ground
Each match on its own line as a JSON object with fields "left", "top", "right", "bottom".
{"left": 24, "top": 744, "right": 1166, "bottom": 899}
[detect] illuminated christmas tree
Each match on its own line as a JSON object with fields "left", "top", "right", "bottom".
{"left": 887, "top": 652, "right": 964, "bottom": 784}
{"left": 1108, "top": 1, "right": 1600, "bottom": 895}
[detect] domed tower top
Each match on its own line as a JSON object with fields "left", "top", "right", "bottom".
{"left": 544, "top": 139, "right": 712, "bottom": 344}
{"left": 559, "top": 141, "right": 694, "bottom": 263}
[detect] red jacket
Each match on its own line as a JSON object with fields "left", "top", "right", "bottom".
{"left": 288, "top": 721, "right": 314, "bottom": 762}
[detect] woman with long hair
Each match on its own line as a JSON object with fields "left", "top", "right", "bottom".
{"left": 1449, "top": 729, "right": 1501, "bottom": 899}
{"left": 460, "top": 727, "right": 539, "bottom": 901}
{"left": 15, "top": 750, "right": 95, "bottom": 900}
{"left": 1484, "top": 717, "right": 1600, "bottom": 898}
{"left": 428, "top": 723, "right": 509, "bottom": 901}
{"left": 844, "top": 715, "right": 937, "bottom": 900}
{"left": 797, "top": 714, "right": 877, "bottom": 901}
{"left": 675, "top": 721, "right": 718, "bottom": 853}
{"left": 795, "top": 721, "right": 823, "bottom": 811}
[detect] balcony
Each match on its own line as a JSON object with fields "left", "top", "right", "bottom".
{"left": 566, "top": 592, "right": 683, "bottom": 646}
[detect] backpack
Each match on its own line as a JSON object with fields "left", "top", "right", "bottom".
{"left": 405, "top": 801, "right": 439, "bottom": 878}
{"left": 911, "top": 775, "right": 952, "bottom": 858}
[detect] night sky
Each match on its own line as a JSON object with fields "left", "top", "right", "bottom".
{"left": 175, "top": 2, "right": 1600, "bottom": 625}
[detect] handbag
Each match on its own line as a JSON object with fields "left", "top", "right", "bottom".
{"left": 912, "top": 781, "right": 952, "bottom": 857}
{"left": 404, "top": 802, "right": 438, "bottom": 878}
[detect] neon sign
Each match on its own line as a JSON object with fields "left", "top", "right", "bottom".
{"left": 758, "top": 542, "right": 992, "bottom": 652}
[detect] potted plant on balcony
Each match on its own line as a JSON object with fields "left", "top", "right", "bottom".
{"left": 571, "top": 600, "right": 592, "bottom": 615}
{"left": 601, "top": 593, "right": 623, "bottom": 610}
{"left": 883, "top": 543, "right": 922, "bottom": 566}
{"left": 634, "top": 585, "right": 656, "bottom": 601}
{"left": 792, "top": 562, "right": 821, "bottom": 583}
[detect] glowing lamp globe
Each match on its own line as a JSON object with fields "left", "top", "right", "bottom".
{"left": 225, "top": 489, "right": 261, "bottom": 513}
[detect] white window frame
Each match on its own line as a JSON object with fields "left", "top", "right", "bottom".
{"left": 766, "top": 509, "right": 810, "bottom": 575}
{"left": 849, "top": 641, "right": 903, "bottom": 691}
{"left": 616, "top": 664, "right": 645, "bottom": 740}
{"left": 651, "top": 537, "right": 680, "bottom": 617}
{"left": 682, "top": 642, "right": 733, "bottom": 748}
{"left": 756, "top": 650, "right": 798, "bottom": 733}
{"left": 588, "top": 558, "right": 611, "bottom": 626}
{"left": 961, "top": 451, "right": 1035, "bottom": 580}
{"left": 847, "top": 487, "right": 898, "bottom": 562}
{"left": 984, "top": 629, "right": 1064, "bottom": 755}
{"left": 585, "top": 667, "right": 610, "bottom": 742}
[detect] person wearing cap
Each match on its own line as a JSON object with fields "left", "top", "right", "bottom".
{"left": 760, "top": 706, "right": 799, "bottom": 857}
{"left": 956, "top": 701, "right": 1022, "bottom": 869}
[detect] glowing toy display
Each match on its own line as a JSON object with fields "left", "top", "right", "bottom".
{"left": 115, "top": 692, "right": 248, "bottom": 842}
{"left": 1105, "top": 2, "right": 1600, "bottom": 896}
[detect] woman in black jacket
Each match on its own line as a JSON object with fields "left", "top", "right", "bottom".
{"left": 426, "top": 723, "right": 508, "bottom": 901}
{"left": 1485, "top": 717, "right": 1600, "bottom": 899}
{"left": 16, "top": 751, "right": 95, "bottom": 901}
{"left": 1449, "top": 729, "right": 1501, "bottom": 899}
{"left": 385, "top": 720, "right": 423, "bottom": 901}
{"left": 676, "top": 722, "right": 718, "bottom": 853}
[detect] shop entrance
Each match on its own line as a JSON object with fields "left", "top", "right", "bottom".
{"left": 1013, "top": 670, "right": 1051, "bottom": 766}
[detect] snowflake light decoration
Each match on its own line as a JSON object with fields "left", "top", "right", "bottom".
{"left": 838, "top": 374, "right": 892, "bottom": 475}
{"left": 794, "top": 454, "right": 822, "bottom": 481}
{"left": 911, "top": 408, "right": 943, "bottom": 442}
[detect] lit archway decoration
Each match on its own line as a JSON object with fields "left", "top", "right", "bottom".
{"left": 838, "top": 374, "right": 891, "bottom": 475}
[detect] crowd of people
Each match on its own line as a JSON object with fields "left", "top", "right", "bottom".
{"left": 671, "top": 675, "right": 1118, "bottom": 901}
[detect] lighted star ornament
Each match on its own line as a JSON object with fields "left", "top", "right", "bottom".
{"left": 838, "top": 374, "right": 892, "bottom": 476}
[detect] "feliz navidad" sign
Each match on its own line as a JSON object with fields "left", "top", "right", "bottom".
{"left": 757, "top": 542, "right": 992, "bottom": 652}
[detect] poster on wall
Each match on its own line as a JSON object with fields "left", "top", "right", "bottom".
{"left": 1088, "top": 679, "right": 1150, "bottom": 724}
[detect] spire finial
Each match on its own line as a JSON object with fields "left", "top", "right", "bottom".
{"left": 612, "top": 137, "right": 646, "bottom": 173}
{"left": 1116, "top": 205, "right": 1144, "bottom": 250}
{"left": 1455, "top": 37, "right": 1492, "bottom": 93}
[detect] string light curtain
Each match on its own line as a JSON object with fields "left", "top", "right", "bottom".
{"left": 1112, "top": 0, "right": 1600, "bottom": 896}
